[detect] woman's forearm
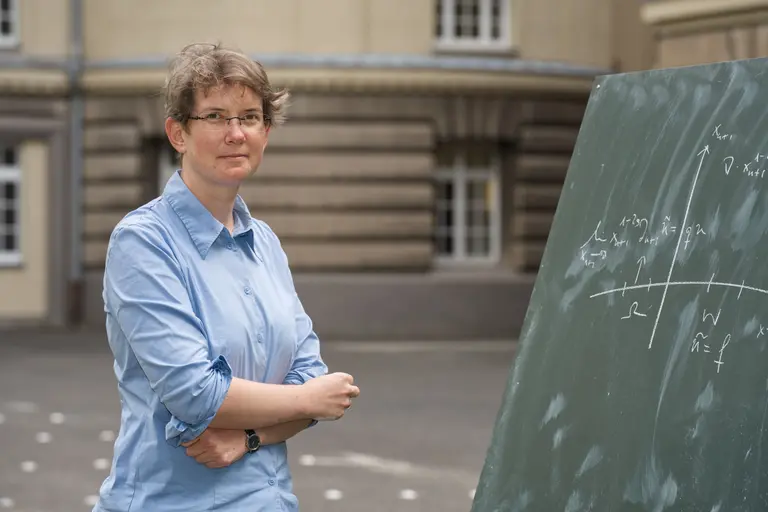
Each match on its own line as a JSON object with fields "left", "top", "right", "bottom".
{"left": 260, "top": 419, "right": 314, "bottom": 445}
{"left": 208, "top": 377, "right": 310, "bottom": 430}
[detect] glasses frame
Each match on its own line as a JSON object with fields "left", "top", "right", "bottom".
{"left": 185, "top": 112, "right": 272, "bottom": 130}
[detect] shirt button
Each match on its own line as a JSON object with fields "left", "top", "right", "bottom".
{"left": 244, "top": 287, "right": 251, "bottom": 295}
{"left": 268, "top": 479, "right": 275, "bottom": 486}
{"left": 227, "top": 242, "right": 235, "bottom": 250}
{"left": 257, "top": 333, "right": 264, "bottom": 343}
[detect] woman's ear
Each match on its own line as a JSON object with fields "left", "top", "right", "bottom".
{"left": 165, "top": 117, "right": 186, "bottom": 155}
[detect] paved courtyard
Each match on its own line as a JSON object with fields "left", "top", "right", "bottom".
{"left": 0, "top": 329, "right": 516, "bottom": 512}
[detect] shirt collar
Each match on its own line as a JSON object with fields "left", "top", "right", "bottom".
{"left": 163, "top": 170, "right": 255, "bottom": 259}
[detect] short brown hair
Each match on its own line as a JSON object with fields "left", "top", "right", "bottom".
{"left": 163, "top": 42, "right": 289, "bottom": 127}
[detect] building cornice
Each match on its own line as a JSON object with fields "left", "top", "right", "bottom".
{"left": 0, "top": 53, "right": 607, "bottom": 95}
{"left": 642, "top": 0, "right": 768, "bottom": 36}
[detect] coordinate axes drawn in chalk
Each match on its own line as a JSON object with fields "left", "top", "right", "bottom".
{"left": 582, "top": 140, "right": 768, "bottom": 374}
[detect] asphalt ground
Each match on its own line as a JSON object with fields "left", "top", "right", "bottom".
{"left": 0, "top": 329, "right": 517, "bottom": 512}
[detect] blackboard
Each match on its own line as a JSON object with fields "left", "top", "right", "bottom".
{"left": 472, "top": 58, "right": 768, "bottom": 511}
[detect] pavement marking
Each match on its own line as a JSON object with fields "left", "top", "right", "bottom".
{"left": 0, "top": 497, "right": 14, "bottom": 508}
{"left": 93, "top": 458, "right": 110, "bottom": 471}
{"left": 324, "top": 489, "right": 343, "bottom": 500}
{"left": 0, "top": 413, "right": 5, "bottom": 425}
{"left": 20, "top": 461, "right": 37, "bottom": 473}
{"left": 84, "top": 495, "right": 99, "bottom": 506}
{"left": 6, "top": 401, "right": 38, "bottom": 413}
{"left": 35, "top": 432, "right": 52, "bottom": 444}
{"left": 298, "top": 454, "right": 316, "bottom": 466}
{"left": 399, "top": 489, "right": 418, "bottom": 500}
{"left": 49, "top": 412, "right": 65, "bottom": 424}
{"left": 99, "top": 430, "right": 116, "bottom": 442}
{"left": 469, "top": 489, "right": 476, "bottom": 499}
{"left": 297, "top": 451, "right": 477, "bottom": 485}
{"left": 325, "top": 340, "right": 515, "bottom": 354}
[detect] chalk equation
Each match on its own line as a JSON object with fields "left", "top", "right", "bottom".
{"left": 583, "top": 129, "right": 768, "bottom": 375}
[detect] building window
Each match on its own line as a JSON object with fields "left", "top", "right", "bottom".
{"left": 0, "top": 0, "right": 19, "bottom": 48}
{"left": 434, "top": 144, "right": 501, "bottom": 264}
{"left": 0, "top": 145, "right": 21, "bottom": 266}
{"left": 435, "top": 0, "right": 510, "bottom": 51}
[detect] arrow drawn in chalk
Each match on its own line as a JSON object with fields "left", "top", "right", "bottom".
{"left": 634, "top": 256, "right": 646, "bottom": 285}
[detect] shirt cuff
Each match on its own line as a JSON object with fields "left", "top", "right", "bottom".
{"left": 164, "top": 355, "right": 233, "bottom": 446}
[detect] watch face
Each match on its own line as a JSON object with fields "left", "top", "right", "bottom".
{"left": 247, "top": 432, "right": 260, "bottom": 451}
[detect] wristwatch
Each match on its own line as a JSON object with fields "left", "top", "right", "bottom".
{"left": 245, "top": 429, "right": 261, "bottom": 453}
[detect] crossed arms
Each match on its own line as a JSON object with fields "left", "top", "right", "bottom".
{"left": 104, "top": 223, "right": 359, "bottom": 468}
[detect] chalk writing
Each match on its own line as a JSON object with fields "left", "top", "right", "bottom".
{"left": 712, "top": 124, "right": 734, "bottom": 141}
{"left": 583, "top": 141, "right": 766, "bottom": 376}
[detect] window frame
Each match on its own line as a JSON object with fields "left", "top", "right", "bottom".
{"left": 434, "top": 154, "right": 502, "bottom": 265}
{"left": 434, "top": 0, "right": 512, "bottom": 52}
{"left": 0, "top": 0, "right": 20, "bottom": 49}
{"left": 0, "top": 150, "right": 21, "bottom": 267}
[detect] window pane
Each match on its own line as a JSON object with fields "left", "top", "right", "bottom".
{"left": 435, "top": 0, "right": 442, "bottom": 37}
{"left": 434, "top": 177, "right": 455, "bottom": 256}
{"left": 2, "top": 206, "right": 14, "bottom": 226}
{"left": 0, "top": 20, "right": 10, "bottom": 36}
{"left": 436, "top": 233, "right": 454, "bottom": 256}
{"left": 0, "top": 0, "right": 9, "bottom": 13}
{"left": 465, "top": 178, "right": 492, "bottom": 257}
{"left": 4, "top": 233, "right": 14, "bottom": 251}
{"left": 467, "top": 235, "right": 490, "bottom": 256}
{"left": 471, "top": 0, "right": 480, "bottom": 37}
{"left": 3, "top": 147, "right": 16, "bottom": 165}
{"left": 491, "top": 0, "right": 502, "bottom": 39}
{"left": 435, "top": 206, "right": 450, "bottom": 229}
{"left": 454, "top": 1, "right": 463, "bottom": 37}
{"left": 3, "top": 182, "right": 15, "bottom": 201}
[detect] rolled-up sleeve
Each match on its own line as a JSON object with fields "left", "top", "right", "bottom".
{"left": 104, "top": 223, "right": 232, "bottom": 446}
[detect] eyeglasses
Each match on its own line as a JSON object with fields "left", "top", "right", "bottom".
{"left": 187, "top": 112, "right": 270, "bottom": 131}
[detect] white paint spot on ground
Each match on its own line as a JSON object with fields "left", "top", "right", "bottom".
{"left": 0, "top": 413, "right": 5, "bottom": 425}
{"left": 99, "top": 430, "right": 115, "bottom": 442}
{"left": 299, "top": 451, "right": 476, "bottom": 485}
{"left": 20, "top": 461, "right": 37, "bottom": 473}
{"left": 399, "top": 489, "right": 418, "bottom": 500}
{"left": 7, "top": 401, "right": 38, "bottom": 413}
{"left": 469, "top": 489, "right": 476, "bottom": 499}
{"left": 298, "top": 454, "right": 316, "bottom": 466}
{"left": 0, "top": 497, "right": 14, "bottom": 508}
{"left": 324, "top": 489, "right": 343, "bottom": 500}
{"left": 93, "top": 458, "right": 110, "bottom": 471}
{"left": 84, "top": 495, "right": 99, "bottom": 506}
{"left": 35, "top": 432, "right": 52, "bottom": 444}
{"left": 49, "top": 412, "right": 65, "bottom": 424}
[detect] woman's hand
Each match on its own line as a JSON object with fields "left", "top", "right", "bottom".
{"left": 181, "top": 428, "right": 247, "bottom": 469}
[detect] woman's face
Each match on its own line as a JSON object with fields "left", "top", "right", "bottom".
{"left": 167, "top": 83, "right": 269, "bottom": 188}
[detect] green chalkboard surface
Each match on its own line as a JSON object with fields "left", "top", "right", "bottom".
{"left": 472, "top": 58, "right": 768, "bottom": 511}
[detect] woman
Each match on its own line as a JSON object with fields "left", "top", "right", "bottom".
{"left": 93, "top": 42, "right": 360, "bottom": 511}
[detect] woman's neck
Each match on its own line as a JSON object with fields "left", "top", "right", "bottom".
{"left": 179, "top": 168, "right": 238, "bottom": 233}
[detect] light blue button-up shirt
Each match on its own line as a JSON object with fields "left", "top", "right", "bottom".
{"left": 94, "top": 170, "right": 328, "bottom": 511}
